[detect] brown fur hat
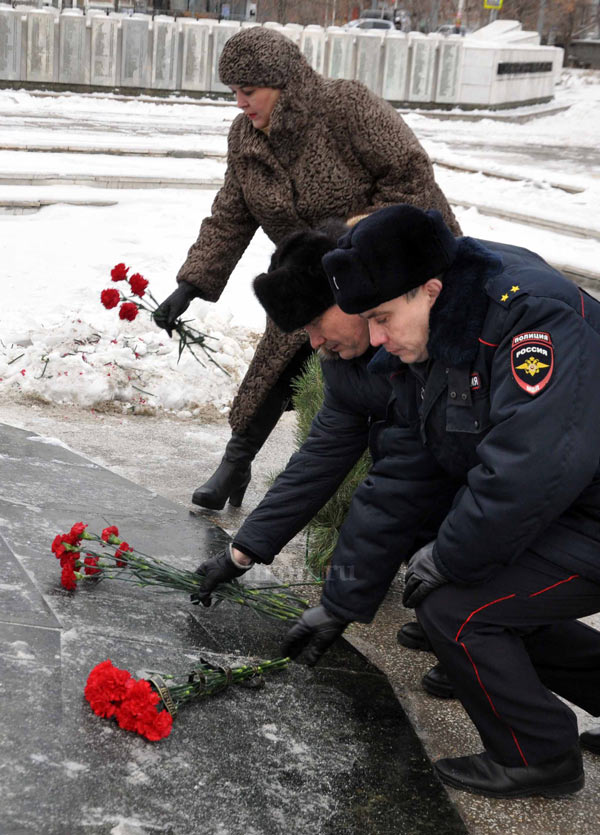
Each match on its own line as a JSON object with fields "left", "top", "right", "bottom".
{"left": 218, "top": 27, "right": 310, "bottom": 89}
{"left": 253, "top": 219, "right": 349, "bottom": 333}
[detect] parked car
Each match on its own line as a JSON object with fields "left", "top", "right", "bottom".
{"left": 435, "top": 23, "right": 471, "bottom": 36}
{"left": 344, "top": 18, "right": 396, "bottom": 31}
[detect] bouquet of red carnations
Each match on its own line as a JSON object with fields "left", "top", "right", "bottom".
{"left": 52, "top": 522, "right": 308, "bottom": 621}
{"left": 85, "top": 656, "right": 289, "bottom": 741}
{"left": 100, "top": 262, "right": 227, "bottom": 372}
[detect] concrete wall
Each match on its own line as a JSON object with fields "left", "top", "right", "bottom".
{"left": 0, "top": 9, "right": 564, "bottom": 108}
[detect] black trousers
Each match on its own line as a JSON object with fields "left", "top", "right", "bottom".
{"left": 417, "top": 552, "right": 600, "bottom": 767}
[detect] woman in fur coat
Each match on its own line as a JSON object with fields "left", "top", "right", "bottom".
{"left": 154, "top": 25, "right": 460, "bottom": 510}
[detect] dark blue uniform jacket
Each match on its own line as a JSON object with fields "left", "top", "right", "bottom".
{"left": 321, "top": 237, "right": 600, "bottom": 622}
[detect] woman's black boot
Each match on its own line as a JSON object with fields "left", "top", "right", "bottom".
{"left": 192, "top": 343, "right": 312, "bottom": 510}
{"left": 191, "top": 433, "right": 256, "bottom": 510}
{"left": 191, "top": 391, "right": 287, "bottom": 509}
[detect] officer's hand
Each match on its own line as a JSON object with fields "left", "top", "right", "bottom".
{"left": 153, "top": 282, "right": 199, "bottom": 337}
{"left": 191, "top": 544, "right": 252, "bottom": 607}
{"left": 281, "top": 604, "right": 349, "bottom": 666}
{"left": 403, "top": 541, "right": 448, "bottom": 609}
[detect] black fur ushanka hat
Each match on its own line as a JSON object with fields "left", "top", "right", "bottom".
{"left": 253, "top": 220, "right": 348, "bottom": 333}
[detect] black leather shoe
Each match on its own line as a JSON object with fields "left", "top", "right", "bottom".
{"left": 397, "top": 621, "right": 433, "bottom": 651}
{"left": 422, "top": 663, "right": 455, "bottom": 699}
{"left": 580, "top": 727, "right": 600, "bottom": 754}
{"left": 435, "top": 747, "right": 584, "bottom": 798}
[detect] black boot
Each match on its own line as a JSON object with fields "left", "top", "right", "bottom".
{"left": 192, "top": 383, "right": 293, "bottom": 510}
{"left": 192, "top": 343, "right": 313, "bottom": 510}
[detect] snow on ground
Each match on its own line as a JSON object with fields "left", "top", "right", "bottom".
{"left": 1, "top": 70, "right": 599, "bottom": 418}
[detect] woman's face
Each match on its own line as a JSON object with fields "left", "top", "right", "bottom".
{"left": 230, "top": 85, "right": 281, "bottom": 130}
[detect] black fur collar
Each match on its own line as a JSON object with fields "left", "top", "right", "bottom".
{"left": 427, "top": 237, "right": 503, "bottom": 367}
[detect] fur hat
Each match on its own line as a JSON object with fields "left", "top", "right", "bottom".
{"left": 253, "top": 220, "right": 348, "bottom": 333}
{"left": 219, "top": 27, "right": 308, "bottom": 89}
{"left": 322, "top": 204, "right": 459, "bottom": 314}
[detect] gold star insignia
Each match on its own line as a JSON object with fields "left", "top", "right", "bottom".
{"left": 501, "top": 293, "right": 509, "bottom": 302}
{"left": 511, "top": 285, "right": 520, "bottom": 293}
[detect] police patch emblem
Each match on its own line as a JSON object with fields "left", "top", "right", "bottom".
{"left": 510, "top": 331, "right": 554, "bottom": 395}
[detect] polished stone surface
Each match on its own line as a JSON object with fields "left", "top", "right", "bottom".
{"left": 0, "top": 422, "right": 466, "bottom": 835}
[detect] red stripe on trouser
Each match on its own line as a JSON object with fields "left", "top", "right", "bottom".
{"left": 460, "top": 640, "right": 529, "bottom": 766}
{"left": 454, "top": 573, "right": 580, "bottom": 766}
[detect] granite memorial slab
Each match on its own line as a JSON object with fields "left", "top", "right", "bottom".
{"left": 434, "top": 38, "right": 463, "bottom": 105}
{"left": 90, "top": 14, "right": 118, "bottom": 87}
{"left": 0, "top": 5, "right": 24, "bottom": 82}
{"left": 407, "top": 34, "right": 436, "bottom": 102}
{"left": 300, "top": 25, "right": 325, "bottom": 73}
{"left": 26, "top": 8, "right": 57, "bottom": 83}
{"left": 58, "top": 9, "right": 88, "bottom": 86}
{"left": 382, "top": 32, "right": 409, "bottom": 102}
{"left": 355, "top": 30, "right": 385, "bottom": 95}
{"left": 0, "top": 423, "right": 467, "bottom": 835}
{"left": 120, "top": 15, "right": 151, "bottom": 90}
{"left": 324, "top": 26, "right": 355, "bottom": 80}
{"left": 151, "top": 15, "right": 179, "bottom": 91}
{"left": 180, "top": 19, "right": 210, "bottom": 92}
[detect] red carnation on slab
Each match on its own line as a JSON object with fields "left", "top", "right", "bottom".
{"left": 115, "top": 543, "right": 132, "bottom": 568}
{"left": 101, "top": 288, "right": 120, "bottom": 310}
{"left": 101, "top": 525, "right": 119, "bottom": 542}
{"left": 61, "top": 563, "right": 78, "bottom": 591}
{"left": 119, "top": 302, "right": 139, "bottom": 322}
{"left": 70, "top": 522, "right": 88, "bottom": 540}
{"left": 111, "top": 263, "right": 129, "bottom": 282}
{"left": 84, "top": 656, "right": 288, "bottom": 741}
{"left": 129, "top": 273, "right": 149, "bottom": 298}
{"left": 85, "top": 660, "right": 133, "bottom": 719}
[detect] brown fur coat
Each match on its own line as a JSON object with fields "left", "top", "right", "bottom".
{"left": 177, "top": 53, "right": 460, "bottom": 431}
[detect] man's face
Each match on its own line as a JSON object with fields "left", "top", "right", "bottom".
{"left": 304, "top": 305, "right": 371, "bottom": 360}
{"left": 362, "top": 280, "right": 441, "bottom": 364}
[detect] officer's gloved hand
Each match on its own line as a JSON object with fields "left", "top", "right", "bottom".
{"left": 403, "top": 541, "right": 448, "bottom": 609}
{"left": 281, "top": 604, "right": 349, "bottom": 666}
{"left": 191, "top": 543, "right": 253, "bottom": 608}
{"left": 153, "top": 282, "right": 200, "bottom": 337}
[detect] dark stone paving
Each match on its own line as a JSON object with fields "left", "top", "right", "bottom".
{"left": 0, "top": 423, "right": 467, "bottom": 835}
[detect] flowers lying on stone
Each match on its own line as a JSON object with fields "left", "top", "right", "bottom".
{"left": 100, "top": 263, "right": 227, "bottom": 372}
{"left": 85, "top": 656, "right": 289, "bottom": 741}
{"left": 51, "top": 523, "right": 309, "bottom": 621}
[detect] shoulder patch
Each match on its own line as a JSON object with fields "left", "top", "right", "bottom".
{"left": 510, "top": 332, "right": 554, "bottom": 395}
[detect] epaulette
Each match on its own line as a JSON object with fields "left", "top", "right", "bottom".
{"left": 486, "top": 273, "right": 528, "bottom": 307}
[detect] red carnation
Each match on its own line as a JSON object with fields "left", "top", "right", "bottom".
{"left": 116, "top": 679, "right": 161, "bottom": 734}
{"left": 84, "top": 556, "right": 101, "bottom": 576}
{"left": 111, "top": 263, "right": 129, "bottom": 282}
{"left": 140, "top": 707, "right": 173, "bottom": 741}
{"left": 101, "top": 288, "right": 120, "bottom": 310}
{"left": 119, "top": 302, "right": 139, "bottom": 322}
{"left": 70, "top": 522, "right": 88, "bottom": 540}
{"left": 115, "top": 543, "right": 132, "bottom": 568}
{"left": 52, "top": 534, "right": 67, "bottom": 559}
{"left": 85, "top": 660, "right": 133, "bottom": 718}
{"left": 129, "top": 273, "right": 149, "bottom": 298}
{"left": 101, "top": 525, "right": 119, "bottom": 543}
{"left": 61, "top": 563, "right": 77, "bottom": 591}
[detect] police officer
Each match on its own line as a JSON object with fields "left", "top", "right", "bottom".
{"left": 307, "top": 203, "right": 600, "bottom": 798}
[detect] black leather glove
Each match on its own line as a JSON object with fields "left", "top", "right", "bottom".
{"left": 281, "top": 604, "right": 349, "bottom": 666}
{"left": 403, "top": 541, "right": 448, "bottom": 609}
{"left": 153, "top": 282, "right": 200, "bottom": 337}
{"left": 191, "top": 544, "right": 252, "bottom": 607}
